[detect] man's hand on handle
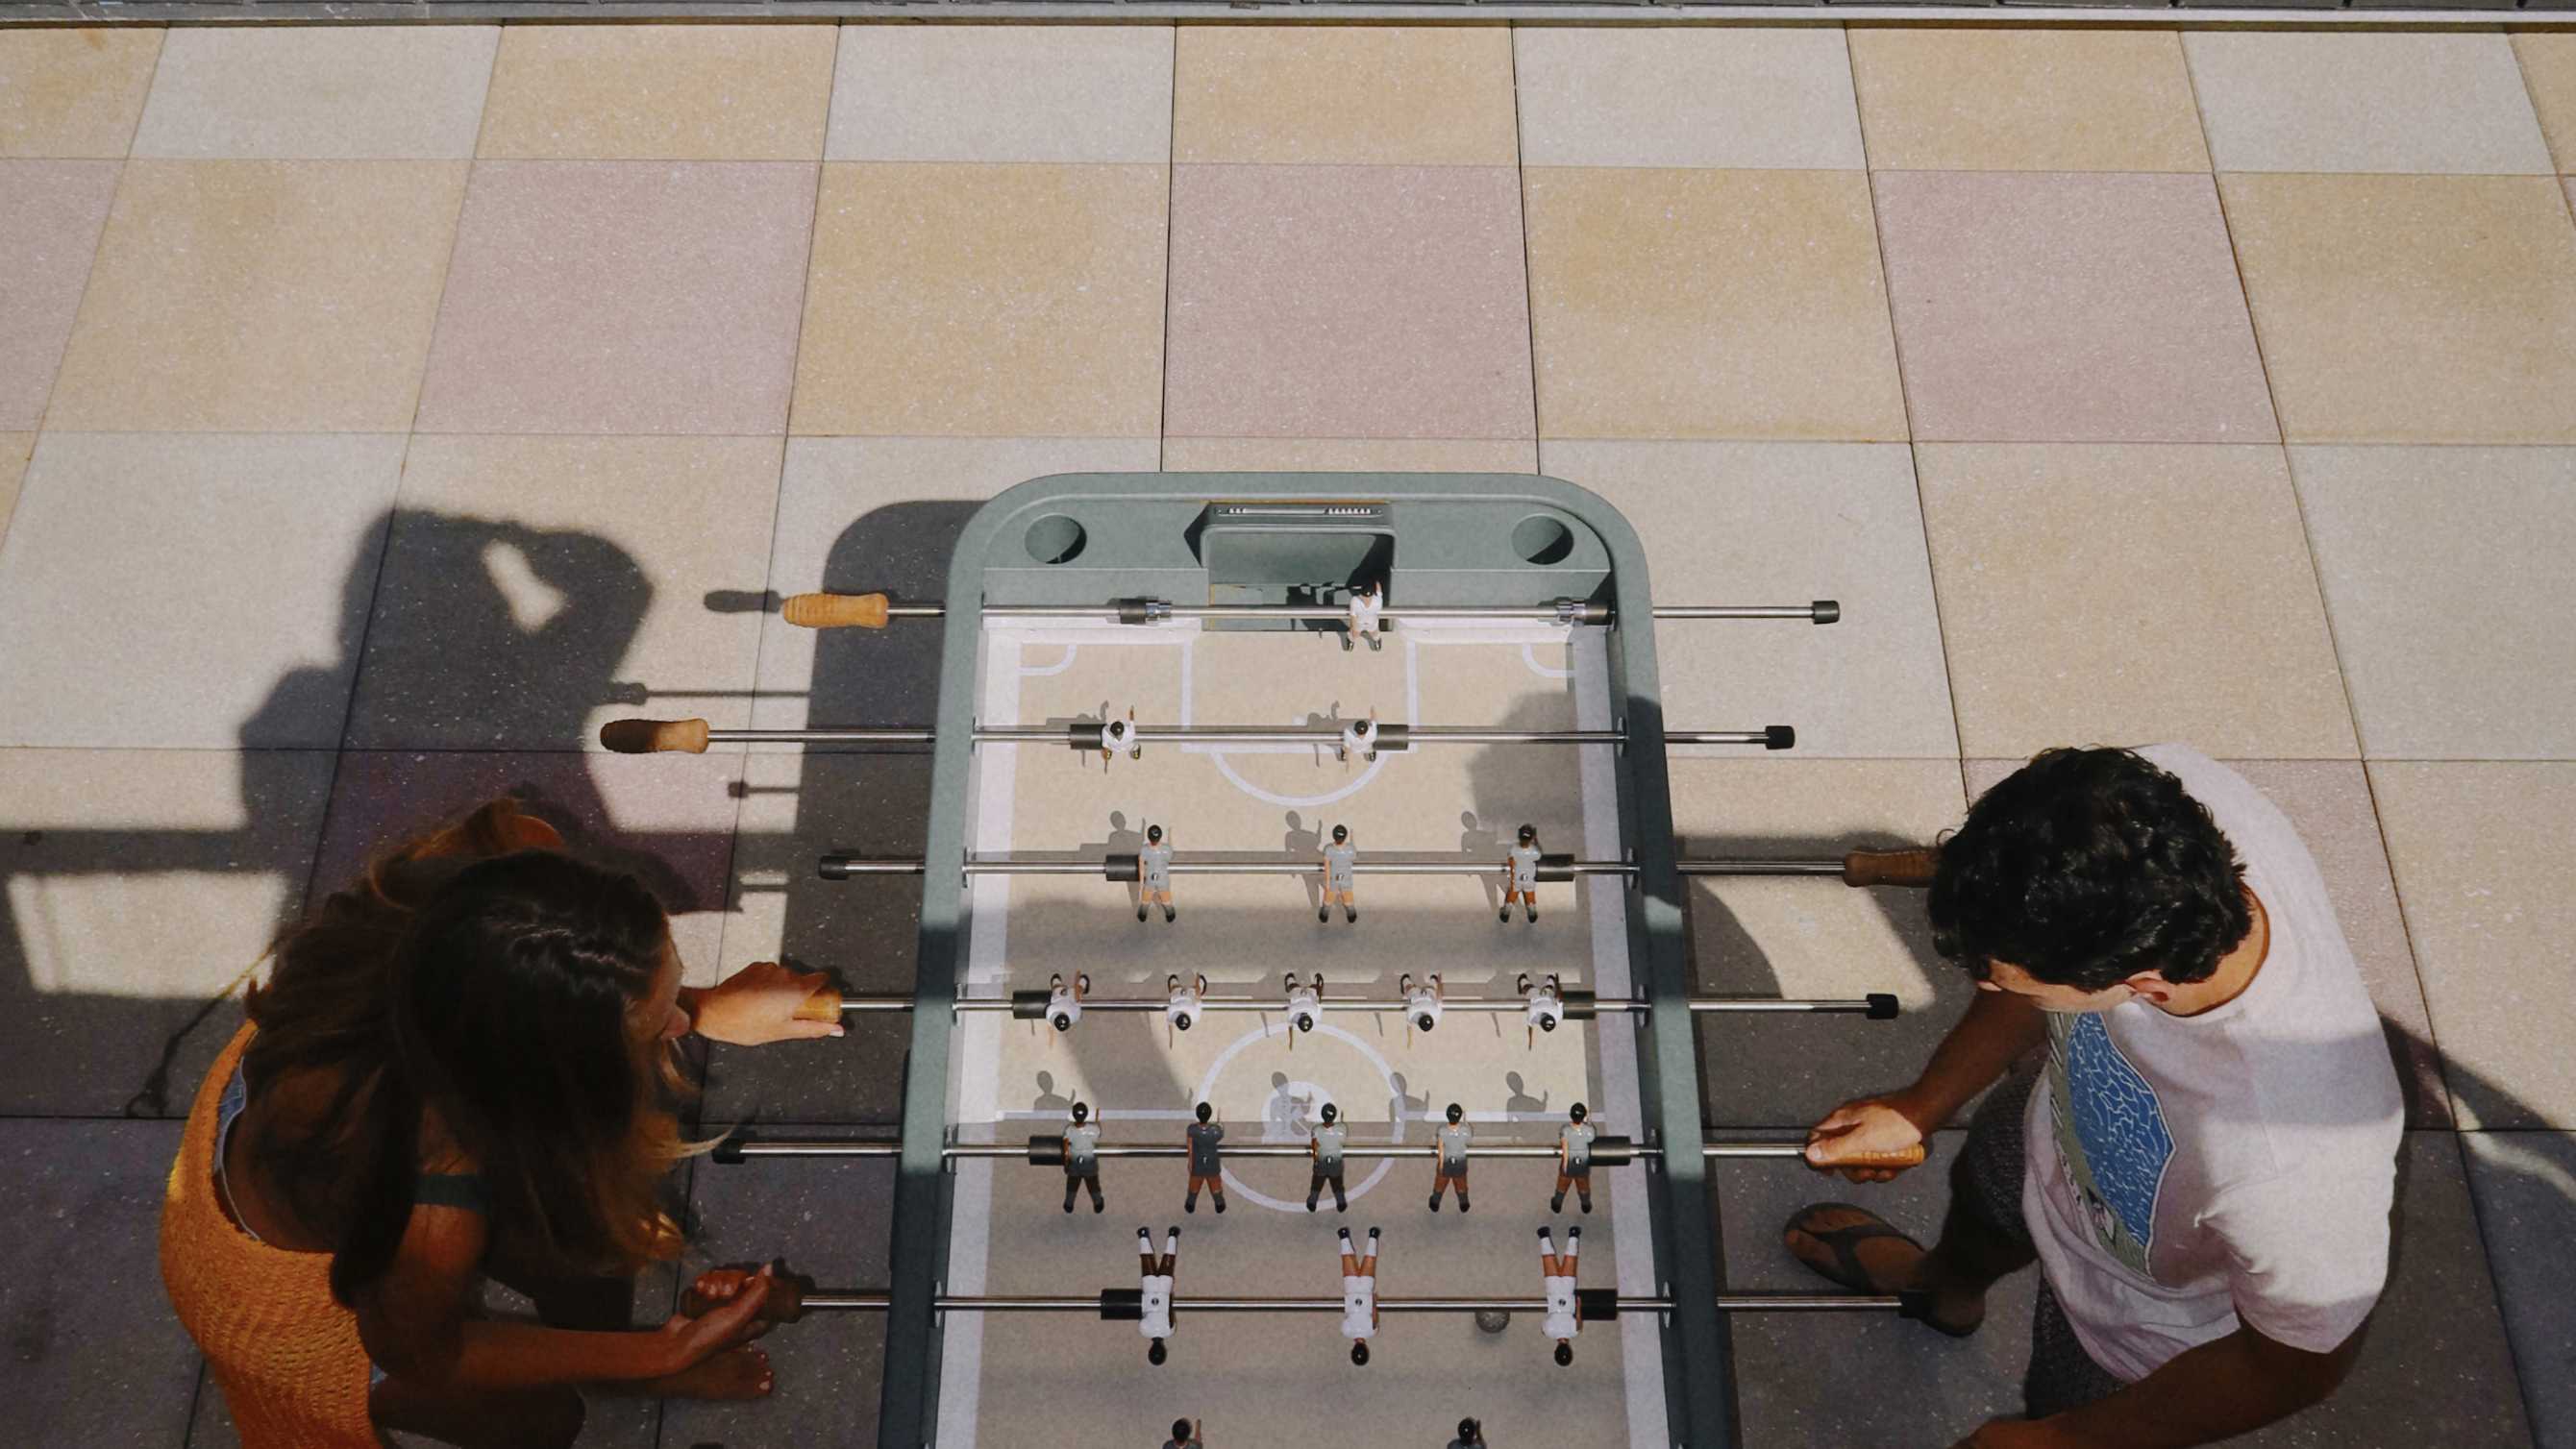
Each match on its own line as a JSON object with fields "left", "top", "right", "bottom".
{"left": 1804, "top": 1094, "right": 1935, "bottom": 1184}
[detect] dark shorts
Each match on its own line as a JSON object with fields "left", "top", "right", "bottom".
{"left": 1957, "top": 1069, "right": 2132, "bottom": 1420}
{"left": 1310, "top": 1163, "right": 1345, "bottom": 1183}
{"left": 1066, "top": 1159, "right": 1099, "bottom": 1181}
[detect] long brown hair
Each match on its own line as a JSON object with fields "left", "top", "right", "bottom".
{"left": 240, "top": 800, "right": 693, "bottom": 1304}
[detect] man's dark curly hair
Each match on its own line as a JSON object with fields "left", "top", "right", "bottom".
{"left": 1927, "top": 748, "right": 2251, "bottom": 993}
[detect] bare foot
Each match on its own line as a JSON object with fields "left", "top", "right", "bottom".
{"left": 638, "top": 1346, "right": 775, "bottom": 1402}
{"left": 1782, "top": 1204, "right": 1985, "bottom": 1337}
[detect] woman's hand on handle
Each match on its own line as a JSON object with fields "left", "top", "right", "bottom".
{"left": 655, "top": 1265, "right": 774, "bottom": 1375}
{"left": 1804, "top": 1095, "right": 1932, "bottom": 1184}
{"left": 688, "top": 962, "right": 843, "bottom": 1046}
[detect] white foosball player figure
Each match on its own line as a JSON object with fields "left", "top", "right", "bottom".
{"left": 1336, "top": 712, "right": 1379, "bottom": 764}
{"left": 1338, "top": 1225, "right": 1381, "bottom": 1365}
{"left": 1101, "top": 709, "right": 1140, "bottom": 763}
{"left": 1166, "top": 972, "right": 1208, "bottom": 1038}
{"left": 1400, "top": 971, "right": 1445, "bottom": 1039}
{"left": 1501, "top": 823, "right": 1544, "bottom": 924}
{"left": 1284, "top": 971, "right": 1325, "bottom": 1044}
{"left": 1047, "top": 971, "right": 1089, "bottom": 1034}
{"left": 1519, "top": 971, "right": 1565, "bottom": 1047}
{"left": 1139, "top": 1226, "right": 1179, "bottom": 1365}
{"left": 1537, "top": 1225, "right": 1582, "bottom": 1366}
{"left": 1344, "top": 585, "right": 1386, "bottom": 651}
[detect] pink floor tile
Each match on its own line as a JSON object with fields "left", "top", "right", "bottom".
{"left": 1165, "top": 163, "right": 1534, "bottom": 440}
{"left": 1875, "top": 171, "right": 2277, "bottom": 444}
{"left": 416, "top": 160, "right": 816, "bottom": 435}
{"left": 0, "top": 160, "right": 118, "bottom": 430}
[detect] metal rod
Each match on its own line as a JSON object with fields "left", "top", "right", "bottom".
{"left": 818, "top": 855, "right": 1859, "bottom": 880}
{"left": 796, "top": 1291, "right": 1900, "bottom": 1313}
{"left": 835, "top": 993, "right": 1891, "bottom": 1017}
{"left": 694, "top": 724, "right": 1794, "bottom": 749}
{"left": 849, "top": 601, "right": 1834, "bottom": 625}
{"left": 727, "top": 1139, "right": 1827, "bottom": 1162}
{"left": 1674, "top": 858, "right": 1846, "bottom": 875}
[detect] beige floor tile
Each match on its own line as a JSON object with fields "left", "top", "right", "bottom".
{"left": 1672, "top": 758, "right": 1972, "bottom": 1127}
{"left": 0, "top": 159, "right": 119, "bottom": 430}
{"left": 1540, "top": 440, "right": 1957, "bottom": 759}
{"left": 2222, "top": 174, "right": 2576, "bottom": 445}
{"left": 2187, "top": 33, "right": 2551, "bottom": 176}
{"left": 2519, "top": 35, "right": 2576, "bottom": 174}
{"left": 0, "top": 748, "right": 334, "bottom": 1115}
{"left": 1174, "top": 25, "right": 1517, "bottom": 166}
{"left": 0, "top": 29, "right": 161, "bottom": 159}
{"left": 1847, "top": 28, "right": 2208, "bottom": 173}
{"left": 2370, "top": 762, "right": 2576, "bottom": 1128}
{"left": 0, "top": 432, "right": 28, "bottom": 553}
{"left": 0, "top": 431, "right": 404, "bottom": 749}
{"left": 1965, "top": 756, "right": 2449, "bottom": 1127}
{"left": 132, "top": 26, "right": 497, "bottom": 160}
{"left": 1523, "top": 167, "right": 1906, "bottom": 442}
{"left": 750, "top": 436, "right": 1164, "bottom": 735}
{"left": 2292, "top": 446, "right": 2576, "bottom": 760}
{"left": 1162, "top": 438, "right": 1538, "bottom": 473}
{"left": 343, "top": 436, "right": 785, "bottom": 753}
{"left": 791, "top": 163, "right": 1167, "bottom": 438}
{"left": 1512, "top": 28, "right": 1863, "bottom": 170}
{"left": 479, "top": 24, "right": 836, "bottom": 161}
{"left": 47, "top": 160, "right": 465, "bottom": 433}
{"left": 829, "top": 25, "right": 1172, "bottom": 163}
{"left": 1917, "top": 444, "right": 2356, "bottom": 760}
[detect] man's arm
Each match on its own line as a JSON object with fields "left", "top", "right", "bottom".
{"left": 2021, "top": 1316, "right": 2364, "bottom": 1449}
{"left": 1896, "top": 988, "right": 2047, "bottom": 1130}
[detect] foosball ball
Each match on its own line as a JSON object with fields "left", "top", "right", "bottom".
{"left": 607, "top": 473, "right": 1942, "bottom": 1447}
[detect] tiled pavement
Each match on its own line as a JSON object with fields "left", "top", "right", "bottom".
{"left": 1, "top": 20, "right": 2572, "bottom": 1447}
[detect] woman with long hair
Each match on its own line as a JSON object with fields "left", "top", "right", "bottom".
{"left": 161, "top": 799, "right": 842, "bottom": 1447}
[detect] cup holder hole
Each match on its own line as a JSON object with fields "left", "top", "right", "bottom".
{"left": 1512, "top": 515, "right": 1575, "bottom": 567}
{"left": 1026, "top": 515, "right": 1087, "bottom": 565}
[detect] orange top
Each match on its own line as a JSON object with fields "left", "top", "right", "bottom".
{"left": 160, "top": 1023, "right": 376, "bottom": 1448}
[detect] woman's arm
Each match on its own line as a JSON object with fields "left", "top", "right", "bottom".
{"left": 357, "top": 1205, "right": 768, "bottom": 1392}
{"left": 681, "top": 961, "right": 843, "bottom": 1046}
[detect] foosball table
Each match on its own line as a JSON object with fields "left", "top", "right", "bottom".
{"left": 607, "top": 472, "right": 1938, "bottom": 1447}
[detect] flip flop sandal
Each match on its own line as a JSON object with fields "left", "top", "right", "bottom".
{"left": 1782, "top": 1203, "right": 1972, "bottom": 1338}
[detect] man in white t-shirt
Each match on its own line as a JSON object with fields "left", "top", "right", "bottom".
{"left": 1786, "top": 746, "right": 2403, "bottom": 1447}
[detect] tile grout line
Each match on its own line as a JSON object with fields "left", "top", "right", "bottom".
{"left": 22, "top": 30, "right": 169, "bottom": 444}
{"left": 1508, "top": 23, "right": 1545, "bottom": 464}
{"left": 1842, "top": 22, "right": 1969, "bottom": 807}
{"left": 1159, "top": 22, "right": 1178, "bottom": 467}
{"left": 2508, "top": 37, "right": 2576, "bottom": 225}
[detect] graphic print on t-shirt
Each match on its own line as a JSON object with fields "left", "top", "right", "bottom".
{"left": 2046, "top": 1013, "right": 2175, "bottom": 1278}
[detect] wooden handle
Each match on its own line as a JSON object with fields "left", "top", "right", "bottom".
{"left": 598, "top": 718, "right": 710, "bottom": 754}
{"left": 782, "top": 592, "right": 891, "bottom": 630}
{"left": 683, "top": 1274, "right": 806, "bottom": 1324}
{"left": 794, "top": 985, "right": 844, "bottom": 1023}
{"left": 1817, "top": 1143, "right": 1928, "bottom": 1169}
{"left": 1841, "top": 847, "right": 1939, "bottom": 890}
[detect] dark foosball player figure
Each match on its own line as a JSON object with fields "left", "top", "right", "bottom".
{"left": 1429, "top": 1102, "right": 1472, "bottom": 1213}
{"left": 1538, "top": 1225, "right": 1582, "bottom": 1365}
{"left": 1449, "top": 1416, "right": 1488, "bottom": 1448}
{"left": 1789, "top": 747, "right": 2404, "bottom": 1449}
{"left": 1063, "top": 1101, "right": 1104, "bottom": 1214}
{"left": 1138, "top": 1227, "right": 1178, "bottom": 1365}
{"left": 1321, "top": 823, "right": 1358, "bottom": 923}
{"left": 1501, "top": 823, "right": 1543, "bottom": 923}
{"left": 1306, "top": 1102, "right": 1350, "bottom": 1213}
{"left": 1551, "top": 1103, "right": 1596, "bottom": 1215}
{"left": 1338, "top": 1226, "right": 1381, "bottom": 1365}
{"left": 1138, "top": 823, "right": 1176, "bottom": 923}
{"left": 1184, "top": 1101, "right": 1226, "bottom": 1214}
{"left": 1163, "top": 1416, "right": 1203, "bottom": 1449}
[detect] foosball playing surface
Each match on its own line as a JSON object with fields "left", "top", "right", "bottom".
{"left": 629, "top": 473, "right": 1922, "bottom": 1447}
